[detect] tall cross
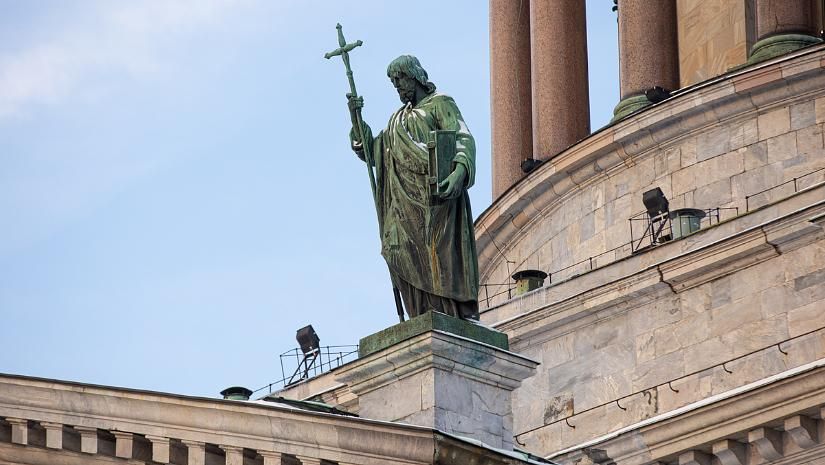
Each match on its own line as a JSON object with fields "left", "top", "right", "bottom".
{"left": 324, "top": 24, "right": 364, "bottom": 99}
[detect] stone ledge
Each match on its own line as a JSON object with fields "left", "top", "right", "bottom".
{"left": 547, "top": 361, "right": 825, "bottom": 465}
{"left": 358, "top": 311, "right": 508, "bottom": 358}
{"left": 341, "top": 330, "right": 536, "bottom": 395}
{"left": 487, "top": 188, "right": 825, "bottom": 347}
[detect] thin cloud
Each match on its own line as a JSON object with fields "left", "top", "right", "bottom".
{"left": 0, "top": 0, "right": 254, "bottom": 118}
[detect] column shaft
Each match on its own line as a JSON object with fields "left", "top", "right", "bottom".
{"left": 221, "top": 445, "right": 244, "bottom": 465}
{"left": 112, "top": 431, "right": 134, "bottom": 459}
{"left": 183, "top": 440, "right": 206, "bottom": 465}
{"left": 6, "top": 418, "right": 28, "bottom": 445}
{"left": 74, "top": 426, "right": 98, "bottom": 455}
{"left": 530, "top": 0, "right": 590, "bottom": 159}
{"left": 490, "top": 0, "right": 533, "bottom": 197}
{"left": 146, "top": 435, "right": 170, "bottom": 464}
{"left": 613, "top": 0, "right": 679, "bottom": 120}
{"left": 750, "top": 0, "right": 822, "bottom": 63}
{"left": 41, "top": 422, "right": 63, "bottom": 450}
{"left": 757, "top": 0, "right": 817, "bottom": 37}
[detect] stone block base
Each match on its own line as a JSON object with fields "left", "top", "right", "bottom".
{"left": 336, "top": 313, "right": 538, "bottom": 450}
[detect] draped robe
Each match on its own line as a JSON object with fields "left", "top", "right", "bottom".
{"left": 361, "top": 92, "right": 479, "bottom": 318}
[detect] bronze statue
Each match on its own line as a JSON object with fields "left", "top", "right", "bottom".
{"left": 326, "top": 25, "right": 479, "bottom": 321}
{"left": 349, "top": 55, "right": 479, "bottom": 320}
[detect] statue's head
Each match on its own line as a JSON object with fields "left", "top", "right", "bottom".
{"left": 387, "top": 55, "right": 436, "bottom": 104}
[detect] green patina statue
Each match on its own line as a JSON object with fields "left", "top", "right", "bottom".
{"left": 349, "top": 56, "right": 480, "bottom": 321}
{"left": 326, "top": 25, "right": 479, "bottom": 321}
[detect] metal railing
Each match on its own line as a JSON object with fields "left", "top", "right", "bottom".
{"left": 745, "top": 166, "right": 825, "bottom": 211}
{"left": 482, "top": 166, "right": 825, "bottom": 309}
{"left": 252, "top": 345, "right": 359, "bottom": 396}
{"left": 628, "top": 207, "right": 738, "bottom": 253}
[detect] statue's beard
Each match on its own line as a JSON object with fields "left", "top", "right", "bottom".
{"left": 398, "top": 89, "right": 415, "bottom": 104}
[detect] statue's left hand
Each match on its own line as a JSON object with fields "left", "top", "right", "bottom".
{"left": 438, "top": 164, "right": 467, "bottom": 200}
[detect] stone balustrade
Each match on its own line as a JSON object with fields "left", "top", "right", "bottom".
{"left": 1, "top": 413, "right": 346, "bottom": 465}
{"left": 0, "top": 374, "right": 534, "bottom": 465}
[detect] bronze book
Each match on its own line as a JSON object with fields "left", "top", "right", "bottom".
{"left": 427, "top": 130, "right": 457, "bottom": 203}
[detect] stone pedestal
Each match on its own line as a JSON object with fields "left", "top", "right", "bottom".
{"left": 336, "top": 312, "right": 538, "bottom": 450}
{"left": 749, "top": 0, "right": 822, "bottom": 64}
{"left": 490, "top": 0, "right": 533, "bottom": 198}
{"left": 613, "top": 0, "right": 679, "bottom": 121}
{"left": 529, "top": 0, "right": 590, "bottom": 160}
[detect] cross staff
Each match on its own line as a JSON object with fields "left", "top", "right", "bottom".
{"left": 324, "top": 24, "right": 377, "bottom": 207}
{"left": 325, "top": 24, "right": 406, "bottom": 323}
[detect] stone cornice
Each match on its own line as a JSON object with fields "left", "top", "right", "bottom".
{"left": 488, "top": 192, "right": 825, "bottom": 347}
{"left": 475, "top": 44, "right": 825, "bottom": 282}
{"left": 0, "top": 373, "right": 435, "bottom": 465}
{"left": 0, "top": 374, "right": 540, "bottom": 465}
{"left": 336, "top": 330, "right": 539, "bottom": 394}
{"left": 548, "top": 361, "right": 825, "bottom": 465}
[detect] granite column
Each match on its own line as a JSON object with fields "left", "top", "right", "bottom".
{"left": 530, "top": 0, "right": 590, "bottom": 160}
{"left": 612, "top": 0, "right": 679, "bottom": 121}
{"left": 749, "top": 0, "right": 822, "bottom": 64}
{"left": 490, "top": 0, "right": 533, "bottom": 198}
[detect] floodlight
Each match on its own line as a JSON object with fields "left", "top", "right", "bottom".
{"left": 642, "top": 188, "right": 669, "bottom": 217}
{"left": 296, "top": 325, "right": 320, "bottom": 355}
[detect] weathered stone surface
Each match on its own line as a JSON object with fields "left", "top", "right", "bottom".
{"left": 633, "top": 350, "right": 684, "bottom": 391}
{"left": 758, "top": 107, "right": 791, "bottom": 140}
{"left": 766, "top": 131, "right": 798, "bottom": 164}
{"left": 694, "top": 178, "right": 732, "bottom": 207}
{"left": 797, "top": 124, "right": 824, "bottom": 155}
{"left": 712, "top": 439, "right": 747, "bottom": 465}
{"left": 791, "top": 101, "right": 816, "bottom": 130}
{"left": 358, "top": 311, "right": 508, "bottom": 357}
{"left": 677, "top": 0, "right": 749, "bottom": 87}
{"left": 817, "top": 96, "right": 825, "bottom": 124}
{"left": 788, "top": 301, "right": 825, "bottom": 337}
{"left": 749, "top": 427, "right": 784, "bottom": 461}
{"left": 337, "top": 328, "right": 537, "bottom": 450}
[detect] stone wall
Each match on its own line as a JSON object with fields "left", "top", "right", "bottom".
{"left": 481, "top": 179, "right": 825, "bottom": 454}
{"left": 476, "top": 44, "right": 825, "bottom": 458}
{"left": 476, "top": 46, "right": 825, "bottom": 310}
{"left": 677, "top": 0, "right": 754, "bottom": 87}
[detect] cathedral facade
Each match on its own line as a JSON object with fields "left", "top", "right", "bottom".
{"left": 3, "top": 2, "right": 825, "bottom": 465}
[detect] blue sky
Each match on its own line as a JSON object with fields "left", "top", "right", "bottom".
{"left": 0, "top": 1, "right": 618, "bottom": 397}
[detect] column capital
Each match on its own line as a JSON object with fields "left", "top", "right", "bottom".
{"left": 182, "top": 439, "right": 205, "bottom": 448}
{"left": 145, "top": 435, "right": 170, "bottom": 464}
{"left": 183, "top": 440, "right": 206, "bottom": 465}
{"left": 112, "top": 431, "right": 134, "bottom": 459}
{"left": 296, "top": 455, "right": 322, "bottom": 465}
{"left": 73, "top": 425, "right": 97, "bottom": 433}
{"left": 259, "top": 450, "right": 283, "bottom": 465}
{"left": 221, "top": 445, "right": 245, "bottom": 465}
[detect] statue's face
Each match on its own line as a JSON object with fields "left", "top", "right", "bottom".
{"left": 390, "top": 74, "right": 417, "bottom": 104}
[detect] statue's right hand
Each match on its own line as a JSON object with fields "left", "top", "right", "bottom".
{"left": 347, "top": 93, "right": 364, "bottom": 113}
{"left": 349, "top": 127, "right": 366, "bottom": 160}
